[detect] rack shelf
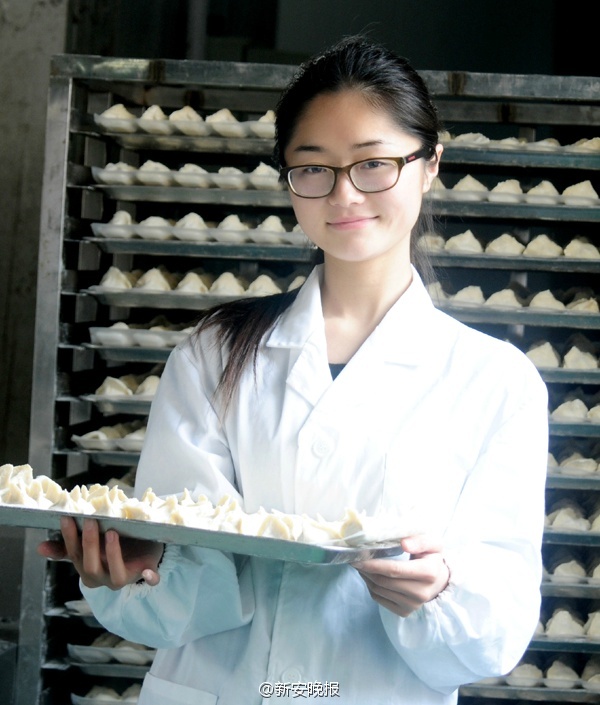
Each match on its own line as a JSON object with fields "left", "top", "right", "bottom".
{"left": 81, "top": 237, "right": 314, "bottom": 261}
{"left": 17, "top": 53, "right": 600, "bottom": 705}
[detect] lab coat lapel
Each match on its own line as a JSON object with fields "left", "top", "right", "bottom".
{"left": 266, "top": 267, "right": 332, "bottom": 408}
{"left": 285, "top": 332, "right": 332, "bottom": 408}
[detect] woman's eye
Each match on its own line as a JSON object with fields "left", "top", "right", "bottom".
{"left": 361, "top": 160, "right": 388, "bottom": 170}
{"left": 302, "top": 166, "right": 328, "bottom": 176}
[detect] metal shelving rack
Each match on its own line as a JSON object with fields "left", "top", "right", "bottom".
{"left": 15, "top": 54, "right": 600, "bottom": 704}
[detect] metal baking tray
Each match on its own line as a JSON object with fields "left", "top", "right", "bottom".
{"left": 84, "top": 236, "right": 600, "bottom": 272}
{"left": 80, "top": 395, "right": 152, "bottom": 416}
{"left": 87, "top": 184, "right": 291, "bottom": 208}
{"left": 541, "top": 580, "right": 600, "bottom": 599}
{"left": 85, "top": 236, "right": 314, "bottom": 262}
{"left": 68, "top": 661, "right": 149, "bottom": 678}
{"left": 459, "top": 683, "right": 600, "bottom": 702}
{"left": 529, "top": 637, "right": 600, "bottom": 654}
{"left": 442, "top": 144, "right": 600, "bottom": 170}
{"left": 549, "top": 422, "right": 600, "bottom": 439}
{"left": 430, "top": 199, "right": 600, "bottom": 222}
{"left": 0, "top": 505, "right": 404, "bottom": 564}
{"left": 540, "top": 369, "right": 600, "bottom": 385}
{"left": 85, "top": 344, "right": 171, "bottom": 364}
{"left": 430, "top": 252, "right": 600, "bottom": 273}
{"left": 546, "top": 475, "right": 600, "bottom": 491}
{"left": 82, "top": 288, "right": 240, "bottom": 311}
{"left": 79, "top": 449, "right": 141, "bottom": 466}
{"left": 439, "top": 304, "right": 600, "bottom": 330}
{"left": 114, "top": 132, "right": 274, "bottom": 155}
{"left": 543, "top": 529, "right": 600, "bottom": 547}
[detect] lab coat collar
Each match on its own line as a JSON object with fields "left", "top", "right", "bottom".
{"left": 267, "top": 266, "right": 325, "bottom": 350}
{"left": 266, "top": 264, "right": 445, "bottom": 410}
{"left": 267, "top": 264, "right": 441, "bottom": 366}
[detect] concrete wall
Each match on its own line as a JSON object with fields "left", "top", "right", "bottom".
{"left": 0, "top": 0, "right": 69, "bottom": 628}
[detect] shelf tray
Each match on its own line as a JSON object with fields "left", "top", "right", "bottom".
{"left": 76, "top": 122, "right": 600, "bottom": 171}
{"left": 84, "top": 184, "right": 292, "bottom": 207}
{"left": 430, "top": 198, "right": 600, "bottom": 222}
{"left": 439, "top": 305, "right": 600, "bottom": 330}
{"left": 549, "top": 422, "right": 600, "bottom": 439}
{"left": 82, "top": 288, "right": 240, "bottom": 311}
{"left": 540, "top": 370, "right": 600, "bottom": 385}
{"left": 83, "top": 238, "right": 600, "bottom": 272}
{"left": 546, "top": 475, "right": 600, "bottom": 491}
{"left": 85, "top": 344, "right": 171, "bottom": 364}
{"left": 529, "top": 638, "right": 600, "bottom": 654}
{"left": 543, "top": 530, "right": 600, "bottom": 547}
{"left": 103, "top": 131, "right": 275, "bottom": 156}
{"left": 441, "top": 144, "right": 600, "bottom": 170}
{"left": 84, "top": 236, "right": 314, "bottom": 262}
{"left": 77, "top": 184, "right": 600, "bottom": 219}
{"left": 79, "top": 449, "right": 140, "bottom": 466}
{"left": 460, "top": 682, "right": 600, "bottom": 702}
{"left": 541, "top": 580, "right": 600, "bottom": 599}
{"left": 68, "top": 661, "right": 149, "bottom": 678}
{"left": 80, "top": 395, "right": 152, "bottom": 416}
{"left": 431, "top": 252, "right": 600, "bottom": 273}
{"left": 0, "top": 505, "right": 404, "bottom": 565}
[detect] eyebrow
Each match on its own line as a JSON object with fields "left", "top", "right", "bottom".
{"left": 291, "top": 139, "right": 390, "bottom": 154}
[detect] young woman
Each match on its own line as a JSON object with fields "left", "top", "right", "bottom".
{"left": 40, "top": 36, "right": 548, "bottom": 705}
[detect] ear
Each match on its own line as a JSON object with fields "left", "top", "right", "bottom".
{"left": 422, "top": 143, "right": 443, "bottom": 194}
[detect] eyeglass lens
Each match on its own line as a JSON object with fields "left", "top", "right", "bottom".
{"left": 288, "top": 158, "right": 401, "bottom": 197}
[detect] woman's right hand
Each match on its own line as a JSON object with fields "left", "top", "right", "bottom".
{"left": 37, "top": 516, "right": 165, "bottom": 590}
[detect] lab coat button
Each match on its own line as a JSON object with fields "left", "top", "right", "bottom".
{"left": 312, "top": 437, "right": 333, "bottom": 458}
{"left": 281, "top": 667, "right": 302, "bottom": 682}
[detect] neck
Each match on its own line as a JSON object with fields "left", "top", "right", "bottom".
{"left": 321, "top": 255, "right": 413, "bottom": 322}
{"left": 320, "top": 255, "right": 413, "bottom": 364}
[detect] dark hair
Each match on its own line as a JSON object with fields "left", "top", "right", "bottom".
{"left": 196, "top": 36, "right": 442, "bottom": 411}
{"left": 274, "top": 35, "right": 441, "bottom": 169}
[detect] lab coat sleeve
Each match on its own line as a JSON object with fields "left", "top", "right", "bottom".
{"left": 81, "top": 340, "right": 255, "bottom": 648}
{"left": 379, "top": 359, "right": 548, "bottom": 694}
{"left": 81, "top": 543, "right": 254, "bottom": 648}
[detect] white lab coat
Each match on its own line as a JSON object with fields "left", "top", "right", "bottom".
{"left": 82, "top": 265, "right": 548, "bottom": 705}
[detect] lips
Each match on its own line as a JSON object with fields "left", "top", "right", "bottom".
{"left": 328, "top": 215, "right": 376, "bottom": 228}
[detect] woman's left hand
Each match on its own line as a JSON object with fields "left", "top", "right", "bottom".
{"left": 353, "top": 535, "right": 450, "bottom": 617}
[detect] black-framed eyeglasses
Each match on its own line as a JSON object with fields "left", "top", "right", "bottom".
{"left": 280, "top": 147, "right": 431, "bottom": 199}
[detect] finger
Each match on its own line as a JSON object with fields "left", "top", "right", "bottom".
{"left": 358, "top": 566, "right": 436, "bottom": 605}
{"left": 401, "top": 534, "right": 442, "bottom": 556}
{"left": 359, "top": 570, "right": 416, "bottom": 600}
{"left": 356, "top": 554, "right": 448, "bottom": 600}
{"left": 357, "top": 573, "right": 420, "bottom": 617}
{"left": 353, "top": 558, "right": 419, "bottom": 580}
{"left": 141, "top": 568, "right": 161, "bottom": 587}
{"left": 106, "top": 535, "right": 163, "bottom": 588}
{"left": 105, "top": 531, "right": 132, "bottom": 588}
{"left": 361, "top": 570, "right": 437, "bottom": 611}
{"left": 60, "top": 516, "right": 84, "bottom": 566}
{"left": 37, "top": 540, "right": 67, "bottom": 560}
{"left": 80, "top": 519, "right": 105, "bottom": 578}
{"left": 368, "top": 588, "right": 418, "bottom": 618}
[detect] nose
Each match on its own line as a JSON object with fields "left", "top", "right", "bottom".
{"left": 327, "top": 171, "right": 365, "bottom": 206}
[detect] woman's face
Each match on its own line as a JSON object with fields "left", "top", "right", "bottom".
{"left": 283, "top": 90, "right": 441, "bottom": 269}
